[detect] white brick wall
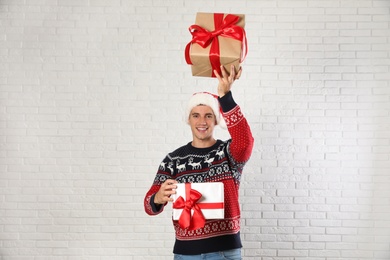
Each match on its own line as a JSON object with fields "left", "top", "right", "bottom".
{"left": 1, "top": 0, "right": 389, "bottom": 259}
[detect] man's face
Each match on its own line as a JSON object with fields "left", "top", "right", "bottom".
{"left": 188, "top": 105, "right": 217, "bottom": 146}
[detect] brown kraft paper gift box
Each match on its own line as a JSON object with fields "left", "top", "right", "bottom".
{"left": 185, "top": 12, "right": 246, "bottom": 78}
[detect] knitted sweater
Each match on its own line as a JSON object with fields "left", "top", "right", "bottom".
{"left": 144, "top": 92, "right": 254, "bottom": 255}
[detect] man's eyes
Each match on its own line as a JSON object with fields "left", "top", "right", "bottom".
{"left": 191, "top": 114, "right": 214, "bottom": 119}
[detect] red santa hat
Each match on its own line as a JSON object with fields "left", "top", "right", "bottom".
{"left": 185, "top": 92, "right": 226, "bottom": 128}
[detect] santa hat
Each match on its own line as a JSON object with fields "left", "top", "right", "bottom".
{"left": 185, "top": 92, "right": 226, "bottom": 128}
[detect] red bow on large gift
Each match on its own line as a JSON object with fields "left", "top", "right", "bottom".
{"left": 173, "top": 183, "right": 224, "bottom": 231}
{"left": 185, "top": 13, "right": 248, "bottom": 78}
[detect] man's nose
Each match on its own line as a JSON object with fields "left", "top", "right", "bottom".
{"left": 199, "top": 117, "right": 207, "bottom": 124}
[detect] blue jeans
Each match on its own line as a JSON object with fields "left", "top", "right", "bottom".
{"left": 174, "top": 248, "right": 241, "bottom": 260}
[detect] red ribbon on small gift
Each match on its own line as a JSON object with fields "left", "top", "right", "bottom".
{"left": 185, "top": 13, "right": 248, "bottom": 77}
{"left": 173, "top": 183, "right": 224, "bottom": 231}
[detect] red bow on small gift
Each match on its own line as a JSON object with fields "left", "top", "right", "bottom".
{"left": 173, "top": 183, "right": 205, "bottom": 231}
{"left": 185, "top": 13, "right": 248, "bottom": 77}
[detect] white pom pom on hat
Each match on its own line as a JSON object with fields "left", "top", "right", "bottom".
{"left": 185, "top": 92, "right": 227, "bottom": 129}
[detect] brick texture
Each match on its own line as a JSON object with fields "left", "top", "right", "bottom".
{"left": 0, "top": 0, "right": 389, "bottom": 259}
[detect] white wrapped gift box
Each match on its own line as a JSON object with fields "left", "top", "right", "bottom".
{"left": 172, "top": 182, "right": 224, "bottom": 220}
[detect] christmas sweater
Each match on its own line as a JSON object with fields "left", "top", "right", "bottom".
{"left": 144, "top": 91, "right": 254, "bottom": 255}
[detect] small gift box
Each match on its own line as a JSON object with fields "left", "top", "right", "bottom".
{"left": 185, "top": 12, "right": 247, "bottom": 78}
{"left": 172, "top": 182, "right": 224, "bottom": 230}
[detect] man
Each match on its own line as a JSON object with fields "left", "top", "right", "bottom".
{"left": 144, "top": 65, "right": 254, "bottom": 260}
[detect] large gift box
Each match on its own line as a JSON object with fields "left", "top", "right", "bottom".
{"left": 172, "top": 182, "right": 224, "bottom": 230}
{"left": 185, "top": 12, "right": 247, "bottom": 78}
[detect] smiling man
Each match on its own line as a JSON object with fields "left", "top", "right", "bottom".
{"left": 144, "top": 65, "right": 254, "bottom": 260}
{"left": 187, "top": 93, "right": 220, "bottom": 148}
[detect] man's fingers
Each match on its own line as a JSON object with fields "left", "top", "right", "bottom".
{"left": 220, "top": 65, "right": 228, "bottom": 78}
{"left": 164, "top": 179, "right": 177, "bottom": 186}
{"left": 219, "top": 65, "right": 241, "bottom": 80}
{"left": 235, "top": 67, "right": 242, "bottom": 79}
{"left": 155, "top": 179, "right": 178, "bottom": 204}
{"left": 230, "top": 65, "right": 236, "bottom": 79}
{"left": 163, "top": 180, "right": 177, "bottom": 195}
{"left": 213, "top": 69, "right": 222, "bottom": 80}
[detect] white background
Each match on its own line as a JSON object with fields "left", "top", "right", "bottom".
{"left": 1, "top": 0, "right": 389, "bottom": 259}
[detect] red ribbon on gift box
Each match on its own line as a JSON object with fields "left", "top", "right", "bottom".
{"left": 173, "top": 183, "right": 224, "bottom": 231}
{"left": 184, "top": 13, "right": 248, "bottom": 77}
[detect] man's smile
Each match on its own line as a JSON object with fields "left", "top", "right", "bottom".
{"left": 196, "top": 126, "right": 208, "bottom": 132}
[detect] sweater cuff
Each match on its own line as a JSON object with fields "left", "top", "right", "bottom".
{"left": 150, "top": 193, "right": 164, "bottom": 213}
{"left": 218, "top": 91, "right": 237, "bottom": 113}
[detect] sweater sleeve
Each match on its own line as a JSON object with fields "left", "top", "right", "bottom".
{"left": 144, "top": 184, "right": 165, "bottom": 215}
{"left": 218, "top": 91, "right": 254, "bottom": 163}
{"left": 144, "top": 156, "right": 172, "bottom": 215}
